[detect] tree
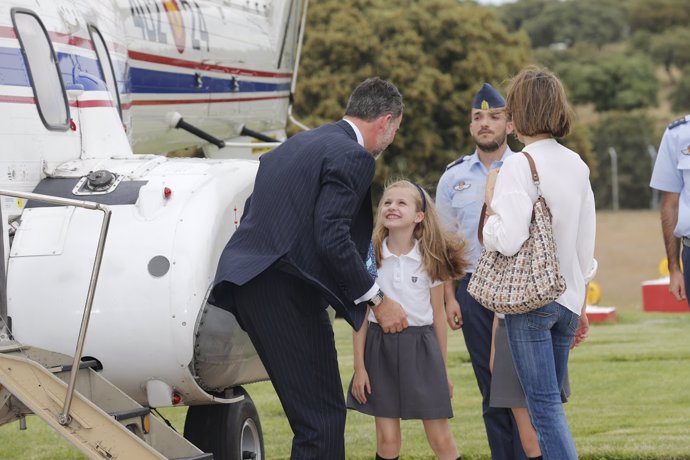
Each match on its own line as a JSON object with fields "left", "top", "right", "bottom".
{"left": 293, "top": 0, "right": 531, "bottom": 194}
{"left": 628, "top": 0, "right": 690, "bottom": 34}
{"left": 555, "top": 54, "right": 658, "bottom": 112}
{"left": 650, "top": 27, "right": 690, "bottom": 82}
{"left": 591, "top": 112, "right": 662, "bottom": 209}
{"left": 499, "top": 0, "right": 627, "bottom": 49}
{"left": 670, "top": 67, "right": 690, "bottom": 114}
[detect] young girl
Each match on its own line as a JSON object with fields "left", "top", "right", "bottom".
{"left": 347, "top": 180, "right": 468, "bottom": 460}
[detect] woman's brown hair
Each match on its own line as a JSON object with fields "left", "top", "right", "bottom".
{"left": 506, "top": 66, "right": 573, "bottom": 138}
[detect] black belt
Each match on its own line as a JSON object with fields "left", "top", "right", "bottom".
{"left": 683, "top": 236, "right": 690, "bottom": 248}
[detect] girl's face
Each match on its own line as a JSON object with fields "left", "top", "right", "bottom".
{"left": 379, "top": 186, "right": 424, "bottom": 231}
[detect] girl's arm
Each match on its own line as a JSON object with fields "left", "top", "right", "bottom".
{"left": 431, "top": 284, "right": 453, "bottom": 398}
{"left": 351, "top": 310, "right": 371, "bottom": 404}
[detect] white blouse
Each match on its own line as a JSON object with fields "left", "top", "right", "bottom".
{"left": 483, "top": 138, "right": 597, "bottom": 315}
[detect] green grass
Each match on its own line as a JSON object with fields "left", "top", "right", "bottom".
{"left": 2, "top": 312, "right": 690, "bottom": 459}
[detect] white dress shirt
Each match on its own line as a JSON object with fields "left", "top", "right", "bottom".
{"left": 483, "top": 138, "right": 597, "bottom": 315}
{"left": 367, "top": 239, "right": 442, "bottom": 326}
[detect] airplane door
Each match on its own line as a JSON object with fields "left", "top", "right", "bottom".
{"left": 6, "top": 9, "right": 79, "bottom": 194}
{"left": 88, "top": 26, "right": 122, "bottom": 120}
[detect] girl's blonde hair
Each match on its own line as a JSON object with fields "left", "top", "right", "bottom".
{"left": 372, "top": 180, "right": 468, "bottom": 282}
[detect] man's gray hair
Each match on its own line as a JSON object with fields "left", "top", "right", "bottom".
{"left": 344, "top": 77, "right": 403, "bottom": 121}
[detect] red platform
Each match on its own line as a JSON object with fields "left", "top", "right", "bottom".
{"left": 641, "top": 278, "right": 689, "bottom": 312}
{"left": 586, "top": 306, "right": 617, "bottom": 323}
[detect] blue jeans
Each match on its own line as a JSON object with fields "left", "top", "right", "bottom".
{"left": 504, "top": 302, "right": 579, "bottom": 460}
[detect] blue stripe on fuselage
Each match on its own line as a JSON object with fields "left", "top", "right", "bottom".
{"left": 128, "top": 67, "right": 290, "bottom": 94}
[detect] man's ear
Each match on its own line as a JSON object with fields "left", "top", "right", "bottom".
{"left": 377, "top": 113, "right": 393, "bottom": 131}
{"left": 506, "top": 120, "right": 514, "bottom": 135}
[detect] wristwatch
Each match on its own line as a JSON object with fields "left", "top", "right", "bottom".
{"left": 366, "top": 289, "right": 385, "bottom": 308}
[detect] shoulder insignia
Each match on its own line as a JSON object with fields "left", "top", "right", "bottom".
{"left": 668, "top": 115, "right": 690, "bottom": 130}
{"left": 445, "top": 156, "right": 469, "bottom": 171}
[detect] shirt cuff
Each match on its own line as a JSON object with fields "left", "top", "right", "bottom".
{"left": 355, "top": 283, "right": 379, "bottom": 304}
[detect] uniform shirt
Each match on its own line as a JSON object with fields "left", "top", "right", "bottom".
{"left": 367, "top": 238, "right": 442, "bottom": 326}
{"left": 650, "top": 114, "right": 690, "bottom": 237}
{"left": 436, "top": 147, "right": 515, "bottom": 271}
{"left": 482, "top": 138, "right": 597, "bottom": 315}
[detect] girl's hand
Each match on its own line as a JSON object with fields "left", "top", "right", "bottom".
{"left": 447, "top": 376, "right": 454, "bottom": 399}
{"left": 351, "top": 369, "right": 371, "bottom": 404}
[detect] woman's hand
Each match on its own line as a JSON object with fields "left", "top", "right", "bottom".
{"left": 571, "top": 313, "right": 590, "bottom": 349}
{"left": 447, "top": 376, "right": 454, "bottom": 399}
{"left": 485, "top": 168, "right": 500, "bottom": 215}
{"left": 351, "top": 368, "right": 371, "bottom": 404}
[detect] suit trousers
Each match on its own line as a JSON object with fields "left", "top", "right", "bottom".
{"left": 457, "top": 274, "right": 527, "bottom": 460}
{"left": 231, "top": 265, "right": 346, "bottom": 460}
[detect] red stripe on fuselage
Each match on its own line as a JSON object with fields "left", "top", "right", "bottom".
{"left": 0, "top": 94, "right": 34, "bottom": 104}
{"left": 69, "top": 100, "right": 114, "bottom": 108}
{"left": 0, "top": 25, "right": 288, "bottom": 79}
{"left": 127, "top": 51, "right": 292, "bottom": 79}
{"left": 128, "top": 94, "right": 288, "bottom": 107}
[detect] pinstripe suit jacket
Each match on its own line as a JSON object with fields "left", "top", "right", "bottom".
{"left": 209, "top": 120, "right": 375, "bottom": 330}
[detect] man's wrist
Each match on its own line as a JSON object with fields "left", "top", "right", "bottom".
{"left": 367, "top": 289, "right": 385, "bottom": 308}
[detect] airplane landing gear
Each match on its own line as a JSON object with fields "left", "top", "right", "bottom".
{"left": 184, "top": 387, "right": 263, "bottom": 460}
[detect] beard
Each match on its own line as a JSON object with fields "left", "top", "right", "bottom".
{"left": 474, "top": 132, "right": 507, "bottom": 153}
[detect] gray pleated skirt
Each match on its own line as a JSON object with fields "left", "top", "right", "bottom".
{"left": 490, "top": 318, "right": 571, "bottom": 408}
{"left": 346, "top": 322, "right": 453, "bottom": 420}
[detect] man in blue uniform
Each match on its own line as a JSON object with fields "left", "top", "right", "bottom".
{"left": 436, "top": 83, "right": 526, "bottom": 459}
{"left": 650, "top": 114, "right": 690, "bottom": 307}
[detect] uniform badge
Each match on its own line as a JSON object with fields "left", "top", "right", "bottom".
{"left": 411, "top": 276, "right": 418, "bottom": 283}
{"left": 683, "top": 145, "right": 690, "bottom": 155}
{"left": 454, "top": 181, "right": 471, "bottom": 191}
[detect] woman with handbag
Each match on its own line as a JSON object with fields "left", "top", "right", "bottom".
{"left": 481, "top": 66, "right": 597, "bottom": 459}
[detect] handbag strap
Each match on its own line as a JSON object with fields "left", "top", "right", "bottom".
{"left": 522, "top": 151, "right": 542, "bottom": 195}
{"left": 477, "top": 150, "right": 540, "bottom": 245}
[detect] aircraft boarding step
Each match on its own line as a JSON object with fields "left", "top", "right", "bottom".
{"left": 0, "top": 344, "right": 212, "bottom": 460}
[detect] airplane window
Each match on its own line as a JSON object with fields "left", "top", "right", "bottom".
{"left": 12, "top": 10, "right": 69, "bottom": 130}
{"left": 89, "top": 26, "right": 121, "bottom": 119}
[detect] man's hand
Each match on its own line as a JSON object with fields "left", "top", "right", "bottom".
{"left": 669, "top": 269, "right": 687, "bottom": 302}
{"left": 445, "top": 297, "right": 463, "bottom": 330}
{"left": 373, "top": 296, "right": 408, "bottom": 333}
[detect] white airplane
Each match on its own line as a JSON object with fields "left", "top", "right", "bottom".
{"left": 0, "top": 0, "right": 308, "bottom": 458}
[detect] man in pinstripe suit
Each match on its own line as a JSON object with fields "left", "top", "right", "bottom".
{"left": 209, "top": 77, "right": 407, "bottom": 459}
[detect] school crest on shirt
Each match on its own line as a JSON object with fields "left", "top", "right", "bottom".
{"left": 411, "top": 276, "right": 418, "bottom": 283}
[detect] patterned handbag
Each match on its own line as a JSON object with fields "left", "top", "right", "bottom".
{"left": 467, "top": 151, "right": 566, "bottom": 314}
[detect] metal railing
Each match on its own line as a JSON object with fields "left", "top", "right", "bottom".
{"left": 0, "top": 189, "right": 111, "bottom": 425}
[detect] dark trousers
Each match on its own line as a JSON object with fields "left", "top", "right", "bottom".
{"left": 231, "top": 266, "right": 346, "bottom": 460}
{"left": 458, "top": 274, "right": 527, "bottom": 460}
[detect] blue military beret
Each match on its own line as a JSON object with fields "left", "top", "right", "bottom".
{"left": 472, "top": 83, "right": 506, "bottom": 110}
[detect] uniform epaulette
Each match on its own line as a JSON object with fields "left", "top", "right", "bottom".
{"left": 668, "top": 115, "right": 690, "bottom": 130}
{"left": 445, "top": 156, "right": 469, "bottom": 171}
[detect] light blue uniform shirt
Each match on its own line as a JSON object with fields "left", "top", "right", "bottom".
{"left": 650, "top": 115, "right": 690, "bottom": 237}
{"left": 436, "top": 147, "right": 515, "bottom": 271}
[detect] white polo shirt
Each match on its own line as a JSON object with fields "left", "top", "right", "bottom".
{"left": 367, "top": 238, "right": 442, "bottom": 327}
